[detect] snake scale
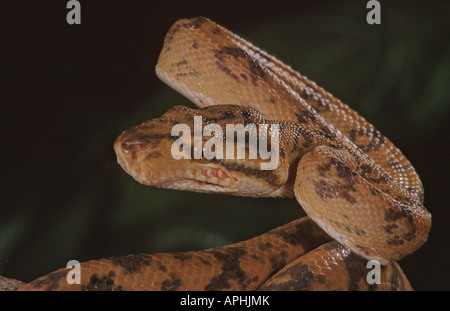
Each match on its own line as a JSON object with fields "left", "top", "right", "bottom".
{"left": 19, "top": 17, "right": 431, "bottom": 291}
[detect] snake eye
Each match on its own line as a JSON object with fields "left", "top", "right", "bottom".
{"left": 120, "top": 141, "right": 147, "bottom": 153}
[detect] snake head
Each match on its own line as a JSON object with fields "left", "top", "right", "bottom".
{"left": 114, "top": 105, "right": 293, "bottom": 197}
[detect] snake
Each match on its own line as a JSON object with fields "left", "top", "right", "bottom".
{"left": 18, "top": 17, "right": 431, "bottom": 291}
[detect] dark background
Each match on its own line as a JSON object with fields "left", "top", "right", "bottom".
{"left": 1, "top": 0, "right": 449, "bottom": 290}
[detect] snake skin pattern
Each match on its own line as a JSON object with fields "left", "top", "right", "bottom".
{"left": 18, "top": 17, "right": 430, "bottom": 291}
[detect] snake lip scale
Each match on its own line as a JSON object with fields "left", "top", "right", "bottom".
{"left": 116, "top": 144, "right": 240, "bottom": 189}
{"left": 18, "top": 17, "right": 431, "bottom": 291}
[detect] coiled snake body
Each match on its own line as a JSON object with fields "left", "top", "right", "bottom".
{"left": 19, "top": 17, "right": 431, "bottom": 291}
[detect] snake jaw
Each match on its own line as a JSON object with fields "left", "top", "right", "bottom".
{"left": 114, "top": 137, "right": 241, "bottom": 192}
{"left": 188, "top": 167, "right": 239, "bottom": 187}
{"left": 136, "top": 166, "right": 242, "bottom": 194}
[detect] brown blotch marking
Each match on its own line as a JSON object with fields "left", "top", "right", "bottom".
{"left": 174, "top": 59, "right": 188, "bottom": 67}
{"left": 300, "top": 88, "right": 331, "bottom": 112}
{"left": 317, "top": 158, "right": 335, "bottom": 177}
{"left": 215, "top": 58, "right": 240, "bottom": 82}
{"left": 222, "top": 110, "right": 236, "bottom": 120}
{"left": 384, "top": 207, "right": 408, "bottom": 222}
{"left": 198, "top": 256, "right": 213, "bottom": 267}
{"left": 333, "top": 220, "right": 367, "bottom": 236}
{"left": 394, "top": 195, "right": 419, "bottom": 207}
{"left": 335, "top": 159, "right": 358, "bottom": 180}
{"left": 204, "top": 247, "right": 248, "bottom": 290}
{"left": 257, "top": 242, "right": 273, "bottom": 251}
{"left": 175, "top": 70, "right": 199, "bottom": 77}
{"left": 354, "top": 243, "right": 371, "bottom": 257}
{"left": 160, "top": 273, "right": 182, "bottom": 291}
{"left": 402, "top": 227, "right": 416, "bottom": 241}
{"left": 112, "top": 254, "right": 153, "bottom": 273}
{"left": 192, "top": 40, "right": 199, "bottom": 49}
{"left": 261, "top": 262, "right": 325, "bottom": 290}
{"left": 246, "top": 56, "right": 266, "bottom": 85}
{"left": 383, "top": 223, "right": 399, "bottom": 234}
{"left": 188, "top": 16, "right": 208, "bottom": 29}
{"left": 165, "top": 17, "right": 208, "bottom": 43}
{"left": 316, "top": 97, "right": 331, "bottom": 111}
{"left": 351, "top": 152, "right": 361, "bottom": 165}
{"left": 389, "top": 264, "right": 409, "bottom": 290}
{"left": 240, "top": 109, "right": 254, "bottom": 125}
{"left": 165, "top": 24, "right": 181, "bottom": 43}
{"left": 172, "top": 252, "right": 193, "bottom": 261}
{"left": 277, "top": 122, "right": 286, "bottom": 132}
{"left": 279, "top": 147, "right": 286, "bottom": 159}
{"left": 292, "top": 126, "right": 314, "bottom": 151}
{"left": 359, "top": 163, "right": 372, "bottom": 175}
{"left": 370, "top": 187, "right": 382, "bottom": 196}
{"left": 384, "top": 204, "right": 417, "bottom": 243}
{"left": 218, "top": 46, "right": 247, "bottom": 61}
{"left": 348, "top": 127, "right": 386, "bottom": 152}
{"left": 301, "top": 88, "right": 313, "bottom": 100}
{"left": 213, "top": 47, "right": 242, "bottom": 82}
{"left": 342, "top": 250, "right": 370, "bottom": 291}
{"left": 213, "top": 46, "right": 265, "bottom": 85}
{"left": 26, "top": 269, "right": 68, "bottom": 290}
{"left": 357, "top": 163, "right": 393, "bottom": 186}
{"left": 158, "top": 263, "right": 168, "bottom": 273}
{"left": 83, "top": 273, "right": 122, "bottom": 291}
{"left": 274, "top": 219, "right": 332, "bottom": 250}
{"left": 387, "top": 236, "right": 404, "bottom": 246}
{"left": 202, "top": 107, "right": 238, "bottom": 123}
{"left": 313, "top": 179, "right": 357, "bottom": 204}
{"left": 211, "top": 26, "right": 221, "bottom": 35}
{"left": 295, "top": 109, "right": 316, "bottom": 124}
{"left": 268, "top": 251, "right": 289, "bottom": 272}
{"left": 313, "top": 160, "right": 358, "bottom": 205}
{"left": 267, "top": 96, "right": 276, "bottom": 104}
{"left": 213, "top": 159, "right": 282, "bottom": 188}
{"left": 250, "top": 254, "right": 260, "bottom": 260}
{"left": 316, "top": 125, "right": 336, "bottom": 140}
{"left": 366, "top": 173, "right": 392, "bottom": 185}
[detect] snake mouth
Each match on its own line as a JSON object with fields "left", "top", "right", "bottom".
{"left": 138, "top": 166, "right": 239, "bottom": 189}
{"left": 177, "top": 167, "right": 238, "bottom": 186}
{"left": 115, "top": 145, "right": 239, "bottom": 190}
